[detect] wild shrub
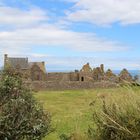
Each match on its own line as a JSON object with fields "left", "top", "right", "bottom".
{"left": 0, "top": 69, "right": 51, "bottom": 140}
{"left": 88, "top": 87, "right": 140, "bottom": 140}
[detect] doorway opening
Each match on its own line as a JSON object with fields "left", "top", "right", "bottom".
{"left": 81, "top": 77, "right": 84, "bottom": 81}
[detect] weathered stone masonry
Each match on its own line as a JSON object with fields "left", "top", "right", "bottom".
{"left": 4, "top": 54, "right": 46, "bottom": 81}
{"left": 3, "top": 54, "right": 133, "bottom": 90}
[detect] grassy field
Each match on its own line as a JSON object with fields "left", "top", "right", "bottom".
{"left": 34, "top": 87, "right": 140, "bottom": 140}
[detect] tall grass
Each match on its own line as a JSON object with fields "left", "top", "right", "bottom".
{"left": 88, "top": 86, "right": 140, "bottom": 140}
{"left": 34, "top": 87, "right": 140, "bottom": 140}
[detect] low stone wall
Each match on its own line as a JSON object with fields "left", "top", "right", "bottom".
{"left": 28, "top": 81, "right": 118, "bottom": 91}
{"left": 46, "top": 73, "right": 70, "bottom": 81}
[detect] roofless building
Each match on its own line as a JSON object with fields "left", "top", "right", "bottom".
{"left": 4, "top": 54, "right": 46, "bottom": 81}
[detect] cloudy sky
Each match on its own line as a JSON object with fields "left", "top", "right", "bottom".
{"left": 0, "top": 0, "right": 140, "bottom": 71}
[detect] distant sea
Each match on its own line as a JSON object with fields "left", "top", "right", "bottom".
{"left": 113, "top": 70, "right": 139, "bottom": 77}
{"left": 48, "top": 70, "right": 140, "bottom": 77}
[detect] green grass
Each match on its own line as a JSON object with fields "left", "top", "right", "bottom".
{"left": 34, "top": 87, "right": 140, "bottom": 140}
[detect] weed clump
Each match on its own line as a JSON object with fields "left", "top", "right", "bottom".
{"left": 88, "top": 87, "right": 140, "bottom": 140}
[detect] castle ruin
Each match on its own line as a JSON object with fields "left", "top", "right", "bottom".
{"left": 3, "top": 54, "right": 134, "bottom": 90}
{"left": 4, "top": 54, "right": 46, "bottom": 81}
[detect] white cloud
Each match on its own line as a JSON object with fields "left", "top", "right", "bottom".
{"left": 0, "top": 25, "right": 127, "bottom": 53}
{"left": 66, "top": 0, "right": 140, "bottom": 25}
{"left": 0, "top": 4, "right": 136, "bottom": 70}
{"left": 0, "top": 6, "right": 48, "bottom": 27}
{"left": 0, "top": 4, "right": 128, "bottom": 54}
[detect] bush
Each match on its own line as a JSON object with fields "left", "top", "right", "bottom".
{"left": 88, "top": 87, "right": 140, "bottom": 140}
{"left": 0, "top": 69, "right": 51, "bottom": 140}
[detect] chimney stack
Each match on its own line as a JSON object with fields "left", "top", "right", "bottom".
{"left": 4, "top": 54, "right": 8, "bottom": 68}
{"left": 100, "top": 64, "right": 104, "bottom": 73}
{"left": 42, "top": 61, "right": 45, "bottom": 66}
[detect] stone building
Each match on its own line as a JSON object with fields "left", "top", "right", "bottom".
{"left": 79, "top": 63, "right": 93, "bottom": 82}
{"left": 29, "top": 62, "right": 46, "bottom": 81}
{"left": 93, "top": 64, "right": 104, "bottom": 81}
{"left": 3, "top": 54, "right": 134, "bottom": 90}
{"left": 4, "top": 54, "right": 46, "bottom": 81}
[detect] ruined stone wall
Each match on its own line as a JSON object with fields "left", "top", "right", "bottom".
{"left": 46, "top": 72, "right": 71, "bottom": 82}
{"left": 2, "top": 55, "right": 135, "bottom": 90}
{"left": 29, "top": 81, "right": 118, "bottom": 91}
{"left": 79, "top": 72, "right": 94, "bottom": 82}
{"left": 46, "top": 72, "right": 92, "bottom": 82}
{"left": 30, "top": 65, "right": 46, "bottom": 81}
{"left": 69, "top": 72, "right": 79, "bottom": 81}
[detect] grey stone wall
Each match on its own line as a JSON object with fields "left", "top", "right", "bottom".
{"left": 29, "top": 81, "right": 118, "bottom": 91}
{"left": 69, "top": 72, "right": 79, "bottom": 81}
{"left": 46, "top": 72, "right": 70, "bottom": 82}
